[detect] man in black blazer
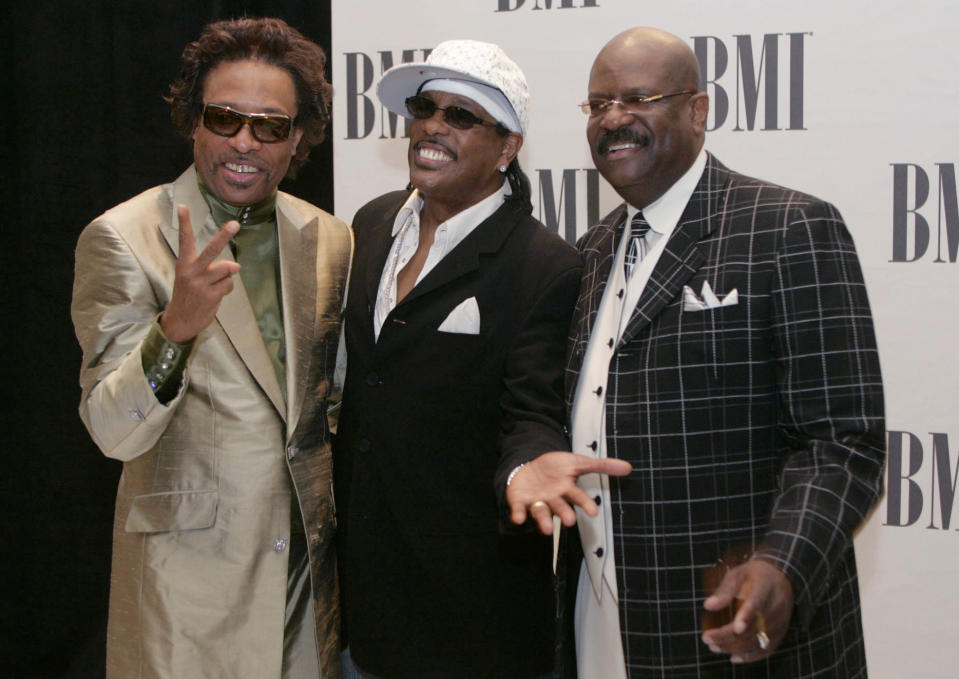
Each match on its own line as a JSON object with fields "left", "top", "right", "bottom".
{"left": 334, "top": 39, "right": 621, "bottom": 679}
{"left": 504, "top": 27, "right": 885, "bottom": 678}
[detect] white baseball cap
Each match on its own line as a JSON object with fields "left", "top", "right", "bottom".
{"left": 376, "top": 39, "right": 530, "bottom": 136}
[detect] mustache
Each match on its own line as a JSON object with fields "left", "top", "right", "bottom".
{"left": 218, "top": 153, "right": 261, "bottom": 166}
{"left": 596, "top": 128, "right": 650, "bottom": 156}
{"left": 412, "top": 136, "right": 457, "bottom": 161}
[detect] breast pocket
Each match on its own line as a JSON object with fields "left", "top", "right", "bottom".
{"left": 636, "top": 293, "right": 745, "bottom": 371}
{"left": 420, "top": 327, "right": 489, "bottom": 384}
{"left": 668, "top": 292, "right": 775, "bottom": 396}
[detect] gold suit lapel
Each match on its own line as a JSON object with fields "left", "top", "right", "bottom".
{"left": 165, "top": 166, "right": 287, "bottom": 422}
{"left": 278, "top": 196, "right": 354, "bottom": 438}
{"left": 277, "top": 197, "right": 316, "bottom": 434}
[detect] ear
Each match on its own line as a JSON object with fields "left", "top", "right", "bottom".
{"left": 290, "top": 126, "right": 305, "bottom": 157}
{"left": 689, "top": 92, "right": 709, "bottom": 133}
{"left": 500, "top": 132, "right": 524, "bottom": 166}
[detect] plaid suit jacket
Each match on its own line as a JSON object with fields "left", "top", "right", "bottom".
{"left": 558, "top": 154, "right": 885, "bottom": 678}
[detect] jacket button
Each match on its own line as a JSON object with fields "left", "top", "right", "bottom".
{"left": 588, "top": 441, "right": 598, "bottom": 451}
{"left": 594, "top": 495, "right": 601, "bottom": 506}
{"left": 594, "top": 547, "right": 604, "bottom": 558}
{"left": 273, "top": 538, "right": 288, "bottom": 553}
{"left": 286, "top": 445, "right": 297, "bottom": 460}
{"left": 357, "top": 439, "right": 371, "bottom": 453}
{"left": 365, "top": 373, "right": 382, "bottom": 387}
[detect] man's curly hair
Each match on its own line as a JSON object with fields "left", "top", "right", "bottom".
{"left": 167, "top": 17, "right": 331, "bottom": 177}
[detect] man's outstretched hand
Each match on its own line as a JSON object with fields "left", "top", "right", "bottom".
{"left": 506, "top": 452, "right": 632, "bottom": 534}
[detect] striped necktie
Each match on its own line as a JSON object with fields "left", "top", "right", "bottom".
{"left": 624, "top": 211, "right": 650, "bottom": 279}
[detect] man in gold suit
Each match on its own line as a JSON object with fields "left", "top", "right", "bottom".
{"left": 71, "top": 17, "right": 351, "bottom": 679}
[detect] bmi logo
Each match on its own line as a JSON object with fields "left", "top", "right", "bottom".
{"left": 344, "top": 32, "right": 809, "bottom": 140}
{"left": 495, "top": 0, "right": 599, "bottom": 9}
{"left": 885, "top": 430, "right": 959, "bottom": 530}
{"left": 890, "top": 163, "right": 958, "bottom": 263}
{"left": 535, "top": 169, "right": 600, "bottom": 243}
{"left": 342, "top": 48, "right": 432, "bottom": 140}
{"left": 343, "top": 34, "right": 809, "bottom": 243}
{"left": 693, "top": 33, "right": 809, "bottom": 132}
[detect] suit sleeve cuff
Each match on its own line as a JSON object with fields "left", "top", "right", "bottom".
{"left": 140, "top": 317, "right": 193, "bottom": 404}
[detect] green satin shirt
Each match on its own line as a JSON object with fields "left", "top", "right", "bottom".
{"left": 142, "top": 182, "right": 286, "bottom": 403}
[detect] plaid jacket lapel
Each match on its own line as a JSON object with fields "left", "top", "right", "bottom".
{"left": 618, "top": 155, "right": 730, "bottom": 346}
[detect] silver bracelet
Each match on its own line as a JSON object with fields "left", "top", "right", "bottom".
{"left": 506, "top": 462, "right": 529, "bottom": 487}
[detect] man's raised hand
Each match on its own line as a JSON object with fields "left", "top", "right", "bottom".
{"left": 160, "top": 205, "right": 241, "bottom": 344}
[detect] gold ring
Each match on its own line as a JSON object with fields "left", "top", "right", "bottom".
{"left": 756, "top": 631, "right": 769, "bottom": 650}
{"left": 529, "top": 500, "right": 549, "bottom": 513}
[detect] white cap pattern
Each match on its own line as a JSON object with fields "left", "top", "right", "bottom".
{"left": 376, "top": 39, "right": 530, "bottom": 136}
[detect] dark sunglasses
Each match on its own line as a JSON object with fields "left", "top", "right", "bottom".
{"left": 405, "top": 95, "right": 503, "bottom": 131}
{"left": 201, "top": 103, "right": 295, "bottom": 143}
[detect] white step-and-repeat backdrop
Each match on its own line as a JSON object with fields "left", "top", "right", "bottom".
{"left": 331, "top": 2, "right": 958, "bottom": 676}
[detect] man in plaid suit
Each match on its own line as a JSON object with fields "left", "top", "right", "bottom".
{"left": 502, "top": 26, "right": 885, "bottom": 678}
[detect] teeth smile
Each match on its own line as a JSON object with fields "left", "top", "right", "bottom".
{"left": 418, "top": 147, "right": 453, "bottom": 162}
{"left": 609, "top": 143, "right": 639, "bottom": 152}
{"left": 225, "top": 163, "right": 258, "bottom": 173}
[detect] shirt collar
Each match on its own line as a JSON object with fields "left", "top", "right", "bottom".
{"left": 198, "top": 179, "right": 277, "bottom": 227}
{"left": 625, "top": 147, "right": 707, "bottom": 236}
{"left": 391, "top": 180, "right": 510, "bottom": 239}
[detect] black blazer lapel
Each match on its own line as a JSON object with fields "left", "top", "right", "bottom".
{"left": 397, "top": 198, "right": 525, "bottom": 308}
{"left": 618, "top": 155, "right": 731, "bottom": 346}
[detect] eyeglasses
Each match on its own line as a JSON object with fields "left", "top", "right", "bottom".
{"left": 201, "top": 103, "right": 295, "bottom": 143}
{"left": 579, "top": 91, "right": 696, "bottom": 116}
{"left": 405, "top": 95, "right": 502, "bottom": 131}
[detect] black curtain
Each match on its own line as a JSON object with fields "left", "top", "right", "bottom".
{"left": 3, "top": 2, "right": 333, "bottom": 676}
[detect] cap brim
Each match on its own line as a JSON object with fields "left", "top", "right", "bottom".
{"left": 376, "top": 63, "right": 497, "bottom": 118}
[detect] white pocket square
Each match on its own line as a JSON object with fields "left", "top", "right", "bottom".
{"left": 682, "top": 281, "right": 738, "bottom": 311}
{"left": 438, "top": 296, "right": 480, "bottom": 334}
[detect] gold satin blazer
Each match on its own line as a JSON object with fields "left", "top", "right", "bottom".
{"left": 71, "top": 166, "right": 353, "bottom": 678}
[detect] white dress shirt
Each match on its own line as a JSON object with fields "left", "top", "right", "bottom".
{"left": 569, "top": 149, "right": 707, "bottom": 679}
{"left": 373, "top": 182, "right": 509, "bottom": 340}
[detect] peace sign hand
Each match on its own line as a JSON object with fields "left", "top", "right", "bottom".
{"left": 160, "top": 205, "right": 241, "bottom": 344}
